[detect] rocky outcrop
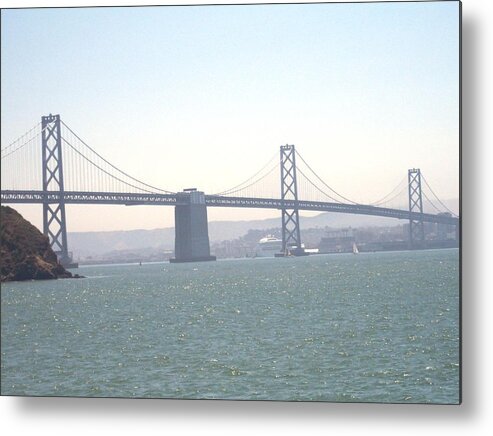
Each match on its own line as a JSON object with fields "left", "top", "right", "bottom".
{"left": 0, "top": 206, "right": 82, "bottom": 282}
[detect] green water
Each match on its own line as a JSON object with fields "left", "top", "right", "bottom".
{"left": 1, "top": 249, "right": 460, "bottom": 403}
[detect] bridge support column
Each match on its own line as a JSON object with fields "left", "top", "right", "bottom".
{"left": 170, "top": 190, "right": 216, "bottom": 263}
{"left": 280, "top": 144, "right": 304, "bottom": 256}
{"left": 408, "top": 168, "right": 425, "bottom": 249}
{"left": 41, "top": 114, "right": 73, "bottom": 267}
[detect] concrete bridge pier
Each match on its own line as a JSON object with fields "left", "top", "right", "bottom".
{"left": 170, "top": 189, "right": 216, "bottom": 263}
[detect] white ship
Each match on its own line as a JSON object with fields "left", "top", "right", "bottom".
{"left": 255, "top": 235, "right": 283, "bottom": 257}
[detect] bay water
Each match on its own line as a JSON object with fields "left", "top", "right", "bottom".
{"left": 1, "top": 249, "right": 460, "bottom": 403}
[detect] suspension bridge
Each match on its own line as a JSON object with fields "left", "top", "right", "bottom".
{"left": 1, "top": 114, "right": 459, "bottom": 265}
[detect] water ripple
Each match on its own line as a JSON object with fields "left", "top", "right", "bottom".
{"left": 1, "top": 249, "right": 459, "bottom": 403}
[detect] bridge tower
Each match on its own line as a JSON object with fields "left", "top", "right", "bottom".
{"left": 280, "top": 144, "right": 303, "bottom": 255}
{"left": 408, "top": 168, "right": 424, "bottom": 249}
{"left": 41, "top": 114, "right": 71, "bottom": 266}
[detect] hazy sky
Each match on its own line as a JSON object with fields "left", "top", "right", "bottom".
{"left": 1, "top": 1, "right": 460, "bottom": 232}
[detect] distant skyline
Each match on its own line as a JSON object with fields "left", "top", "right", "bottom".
{"left": 1, "top": 0, "right": 460, "bottom": 232}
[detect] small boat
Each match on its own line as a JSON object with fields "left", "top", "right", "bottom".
{"left": 352, "top": 243, "right": 359, "bottom": 254}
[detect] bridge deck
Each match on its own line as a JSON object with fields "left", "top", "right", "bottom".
{"left": 0, "top": 190, "right": 459, "bottom": 225}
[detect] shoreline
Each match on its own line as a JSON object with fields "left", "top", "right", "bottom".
{"left": 75, "top": 246, "right": 459, "bottom": 268}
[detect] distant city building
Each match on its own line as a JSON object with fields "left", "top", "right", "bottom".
{"left": 437, "top": 212, "right": 456, "bottom": 240}
{"left": 318, "top": 228, "right": 355, "bottom": 253}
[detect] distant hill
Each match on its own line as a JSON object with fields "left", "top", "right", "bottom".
{"left": 69, "top": 212, "right": 393, "bottom": 257}
{"left": 0, "top": 206, "right": 75, "bottom": 282}
{"left": 68, "top": 198, "right": 458, "bottom": 258}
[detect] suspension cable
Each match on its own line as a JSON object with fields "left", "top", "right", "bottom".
{"left": 61, "top": 121, "right": 174, "bottom": 194}
{"left": 1, "top": 132, "right": 41, "bottom": 160}
{"left": 62, "top": 137, "right": 163, "bottom": 194}
{"left": 422, "top": 190, "right": 445, "bottom": 214}
{"left": 421, "top": 174, "right": 458, "bottom": 217}
{"left": 295, "top": 150, "right": 360, "bottom": 204}
{"left": 215, "top": 161, "right": 279, "bottom": 196}
{"left": 213, "top": 151, "right": 278, "bottom": 196}
{"left": 369, "top": 176, "right": 408, "bottom": 206}
{"left": 1, "top": 122, "right": 41, "bottom": 153}
{"left": 296, "top": 166, "right": 346, "bottom": 203}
